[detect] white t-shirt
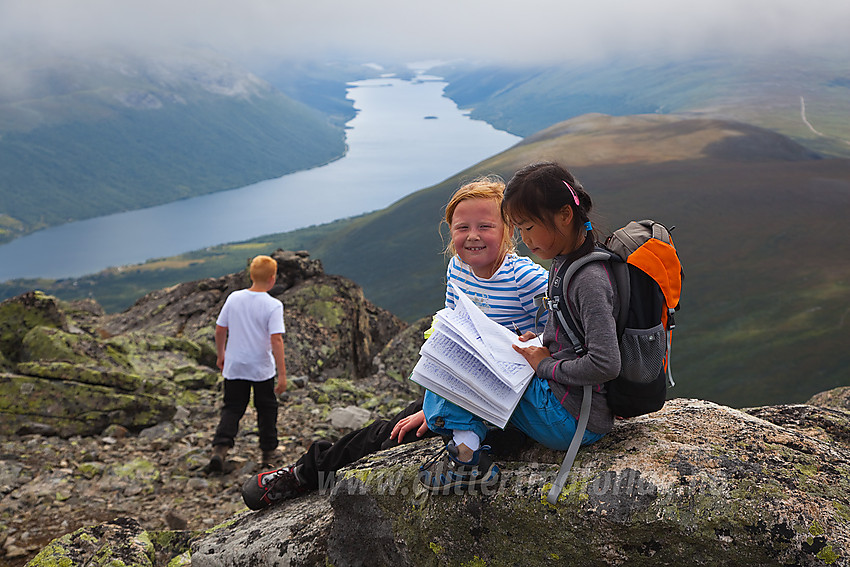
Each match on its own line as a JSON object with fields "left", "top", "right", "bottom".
{"left": 216, "top": 289, "right": 285, "bottom": 381}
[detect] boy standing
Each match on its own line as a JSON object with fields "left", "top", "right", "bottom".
{"left": 207, "top": 255, "right": 287, "bottom": 473}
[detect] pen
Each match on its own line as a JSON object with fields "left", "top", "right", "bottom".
{"left": 512, "top": 322, "right": 522, "bottom": 336}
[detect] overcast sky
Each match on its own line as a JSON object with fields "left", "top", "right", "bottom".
{"left": 1, "top": 0, "right": 848, "bottom": 65}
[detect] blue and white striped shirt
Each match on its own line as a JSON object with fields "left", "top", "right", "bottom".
{"left": 445, "top": 253, "right": 549, "bottom": 335}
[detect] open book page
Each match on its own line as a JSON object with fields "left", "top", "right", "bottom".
{"left": 411, "top": 285, "right": 544, "bottom": 427}
{"left": 419, "top": 331, "right": 521, "bottom": 411}
{"left": 452, "top": 283, "right": 529, "bottom": 362}
{"left": 411, "top": 357, "right": 524, "bottom": 429}
{"left": 430, "top": 316, "right": 514, "bottom": 390}
{"left": 437, "top": 284, "right": 535, "bottom": 390}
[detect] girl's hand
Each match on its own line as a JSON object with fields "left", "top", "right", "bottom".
{"left": 517, "top": 331, "right": 537, "bottom": 342}
{"left": 390, "top": 410, "right": 429, "bottom": 442}
{"left": 513, "top": 343, "right": 551, "bottom": 372}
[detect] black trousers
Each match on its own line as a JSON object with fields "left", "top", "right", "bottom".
{"left": 295, "top": 396, "right": 435, "bottom": 489}
{"left": 292, "top": 395, "right": 532, "bottom": 490}
{"left": 212, "top": 378, "right": 279, "bottom": 452}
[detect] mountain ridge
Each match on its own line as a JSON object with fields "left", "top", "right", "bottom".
{"left": 435, "top": 53, "right": 850, "bottom": 159}
{"left": 0, "top": 46, "right": 349, "bottom": 242}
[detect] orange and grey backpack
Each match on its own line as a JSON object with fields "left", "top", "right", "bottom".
{"left": 543, "top": 220, "right": 683, "bottom": 504}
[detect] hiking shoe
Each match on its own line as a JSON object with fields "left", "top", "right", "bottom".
{"left": 241, "top": 465, "right": 308, "bottom": 511}
{"left": 418, "top": 442, "right": 500, "bottom": 495}
{"left": 205, "top": 455, "right": 223, "bottom": 474}
{"left": 203, "top": 445, "right": 229, "bottom": 475}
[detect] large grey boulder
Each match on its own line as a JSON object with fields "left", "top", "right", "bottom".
{"left": 191, "top": 495, "right": 333, "bottom": 566}
{"left": 178, "top": 397, "right": 849, "bottom": 566}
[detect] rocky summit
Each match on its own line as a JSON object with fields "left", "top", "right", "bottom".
{"left": 0, "top": 250, "right": 425, "bottom": 566}
{"left": 1, "top": 250, "right": 849, "bottom": 566}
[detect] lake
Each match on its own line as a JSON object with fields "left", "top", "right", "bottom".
{"left": 0, "top": 71, "right": 520, "bottom": 281}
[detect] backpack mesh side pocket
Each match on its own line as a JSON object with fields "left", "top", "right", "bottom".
{"left": 619, "top": 324, "right": 666, "bottom": 384}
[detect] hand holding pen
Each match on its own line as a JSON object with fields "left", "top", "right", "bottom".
{"left": 512, "top": 322, "right": 538, "bottom": 343}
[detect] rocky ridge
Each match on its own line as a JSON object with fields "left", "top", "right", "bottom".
{"left": 19, "top": 389, "right": 850, "bottom": 567}
{"left": 1, "top": 249, "right": 849, "bottom": 566}
{"left": 191, "top": 392, "right": 850, "bottom": 567}
{"left": 0, "top": 250, "right": 426, "bottom": 566}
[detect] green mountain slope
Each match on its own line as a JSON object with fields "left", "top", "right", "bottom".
{"left": 5, "top": 114, "right": 849, "bottom": 408}
{"left": 306, "top": 116, "right": 850, "bottom": 407}
{"left": 254, "top": 59, "right": 387, "bottom": 127}
{"left": 436, "top": 54, "right": 850, "bottom": 159}
{"left": 0, "top": 46, "right": 347, "bottom": 242}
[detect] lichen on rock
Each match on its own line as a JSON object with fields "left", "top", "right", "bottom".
{"left": 205, "top": 398, "right": 850, "bottom": 567}
{"left": 0, "top": 373, "right": 177, "bottom": 437}
{"left": 0, "top": 291, "right": 67, "bottom": 363}
{"left": 807, "top": 386, "right": 850, "bottom": 413}
{"left": 26, "top": 517, "right": 158, "bottom": 567}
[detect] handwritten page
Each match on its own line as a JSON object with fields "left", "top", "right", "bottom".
{"left": 419, "top": 331, "right": 518, "bottom": 410}
{"left": 411, "top": 357, "right": 525, "bottom": 429}
{"left": 411, "top": 285, "right": 540, "bottom": 428}
{"left": 437, "top": 284, "right": 535, "bottom": 391}
{"left": 454, "top": 283, "right": 527, "bottom": 362}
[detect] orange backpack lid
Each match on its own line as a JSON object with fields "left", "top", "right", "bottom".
{"left": 626, "top": 238, "right": 682, "bottom": 311}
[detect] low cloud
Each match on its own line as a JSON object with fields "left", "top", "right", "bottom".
{"left": 1, "top": 0, "right": 848, "bottom": 65}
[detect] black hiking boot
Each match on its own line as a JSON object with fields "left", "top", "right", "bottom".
{"left": 242, "top": 465, "right": 309, "bottom": 510}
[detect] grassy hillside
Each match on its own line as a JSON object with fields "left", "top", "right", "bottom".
{"left": 436, "top": 54, "right": 850, "bottom": 159}
{"left": 0, "top": 47, "right": 348, "bottom": 242}
{"left": 5, "top": 114, "right": 849, "bottom": 408}
{"left": 0, "top": 223, "right": 354, "bottom": 313}
{"left": 290, "top": 116, "right": 850, "bottom": 408}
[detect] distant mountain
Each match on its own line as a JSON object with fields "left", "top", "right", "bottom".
{"left": 0, "top": 45, "right": 348, "bottom": 243}
{"left": 435, "top": 53, "right": 850, "bottom": 159}
{"left": 252, "top": 59, "right": 389, "bottom": 127}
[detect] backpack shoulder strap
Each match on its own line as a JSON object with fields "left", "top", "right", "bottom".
{"left": 550, "top": 248, "right": 622, "bottom": 354}
{"left": 547, "top": 384, "right": 592, "bottom": 505}
{"left": 607, "top": 256, "right": 630, "bottom": 336}
{"left": 546, "top": 249, "right": 620, "bottom": 504}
